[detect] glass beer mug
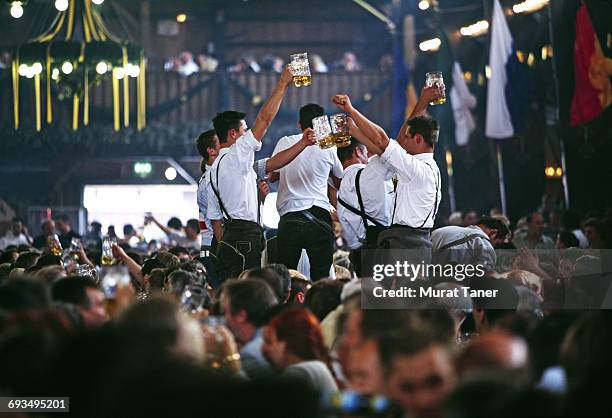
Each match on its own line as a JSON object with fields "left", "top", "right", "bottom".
{"left": 425, "top": 71, "right": 446, "bottom": 105}
{"left": 290, "top": 52, "right": 312, "bottom": 88}
{"left": 47, "top": 234, "right": 63, "bottom": 256}
{"left": 101, "top": 236, "right": 117, "bottom": 266}
{"left": 330, "top": 113, "right": 351, "bottom": 148}
{"left": 312, "top": 115, "right": 335, "bottom": 149}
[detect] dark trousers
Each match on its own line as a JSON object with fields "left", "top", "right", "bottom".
{"left": 277, "top": 206, "right": 334, "bottom": 281}
{"left": 217, "top": 220, "right": 264, "bottom": 279}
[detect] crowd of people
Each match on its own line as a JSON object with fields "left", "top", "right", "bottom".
{"left": 164, "top": 50, "right": 373, "bottom": 76}
{"left": 1, "top": 66, "right": 611, "bottom": 417}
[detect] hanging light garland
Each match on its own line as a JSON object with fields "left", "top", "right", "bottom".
{"left": 10, "top": 0, "right": 146, "bottom": 132}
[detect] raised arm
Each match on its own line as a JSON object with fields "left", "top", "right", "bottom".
{"left": 265, "top": 128, "right": 316, "bottom": 173}
{"left": 408, "top": 84, "right": 444, "bottom": 119}
{"left": 251, "top": 66, "right": 294, "bottom": 141}
{"left": 332, "top": 94, "right": 390, "bottom": 153}
{"left": 347, "top": 117, "right": 384, "bottom": 155}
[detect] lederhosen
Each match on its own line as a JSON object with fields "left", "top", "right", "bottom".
{"left": 210, "top": 154, "right": 265, "bottom": 278}
{"left": 377, "top": 161, "right": 441, "bottom": 251}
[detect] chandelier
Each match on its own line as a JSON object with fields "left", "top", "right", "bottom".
{"left": 10, "top": 0, "right": 146, "bottom": 132}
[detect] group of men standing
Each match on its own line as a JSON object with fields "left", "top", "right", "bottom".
{"left": 196, "top": 65, "right": 448, "bottom": 281}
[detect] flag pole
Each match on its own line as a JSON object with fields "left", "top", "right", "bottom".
{"left": 547, "top": 0, "right": 570, "bottom": 209}
{"left": 496, "top": 141, "right": 507, "bottom": 215}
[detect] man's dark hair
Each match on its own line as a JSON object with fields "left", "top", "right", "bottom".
{"left": 213, "top": 111, "right": 246, "bottom": 143}
{"left": 123, "top": 224, "right": 135, "bottom": 236}
{"left": 35, "top": 254, "right": 62, "bottom": 268}
{"left": 196, "top": 129, "right": 218, "bottom": 169}
{"left": 12, "top": 216, "right": 24, "bottom": 224}
{"left": 289, "top": 276, "right": 311, "bottom": 304}
{"left": 558, "top": 231, "right": 579, "bottom": 248}
{"left": 13, "top": 251, "right": 40, "bottom": 269}
{"left": 264, "top": 264, "right": 291, "bottom": 302}
{"left": 223, "top": 279, "right": 278, "bottom": 326}
{"left": 378, "top": 329, "right": 449, "bottom": 374}
{"left": 167, "top": 217, "right": 183, "bottom": 231}
{"left": 525, "top": 211, "right": 543, "bottom": 224}
{"left": 186, "top": 219, "right": 200, "bottom": 233}
{"left": 336, "top": 137, "right": 366, "bottom": 164}
{"left": 407, "top": 115, "right": 439, "bottom": 148}
{"left": 303, "top": 279, "right": 344, "bottom": 321}
{"left": 52, "top": 276, "right": 100, "bottom": 308}
{"left": 0, "top": 277, "right": 51, "bottom": 311}
{"left": 168, "top": 246, "right": 189, "bottom": 257}
{"left": 245, "top": 268, "right": 285, "bottom": 303}
{"left": 299, "top": 104, "right": 325, "bottom": 130}
{"left": 141, "top": 258, "right": 165, "bottom": 277}
{"left": 477, "top": 217, "right": 510, "bottom": 240}
{"left": 166, "top": 270, "right": 197, "bottom": 297}
{"left": 471, "top": 278, "right": 519, "bottom": 325}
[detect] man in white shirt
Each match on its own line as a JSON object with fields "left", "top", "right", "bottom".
{"left": 336, "top": 138, "right": 395, "bottom": 275}
{"left": 272, "top": 104, "right": 344, "bottom": 281}
{"left": 207, "top": 66, "right": 316, "bottom": 279}
{"left": 431, "top": 216, "right": 510, "bottom": 271}
{"left": 196, "top": 129, "right": 220, "bottom": 255}
{"left": 332, "top": 87, "right": 442, "bottom": 255}
{"left": 1, "top": 217, "right": 32, "bottom": 249}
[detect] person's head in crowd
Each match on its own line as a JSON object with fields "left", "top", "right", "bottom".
{"left": 265, "top": 264, "right": 292, "bottom": 303}
{"left": 89, "top": 221, "right": 102, "bottom": 236}
{"left": 55, "top": 214, "right": 72, "bottom": 234}
{"left": 347, "top": 337, "right": 385, "bottom": 395}
{"left": 123, "top": 224, "right": 136, "bottom": 240}
{"left": 169, "top": 246, "right": 190, "bottom": 261}
{"left": 222, "top": 279, "right": 278, "bottom": 345}
{"left": 583, "top": 217, "right": 605, "bottom": 249}
{"left": 213, "top": 111, "right": 247, "bottom": 145}
{"left": 147, "top": 268, "right": 167, "bottom": 294}
{"left": 141, "top": 258, "right": 166, "bottom": 284}
{"left": 298, "top": 103, "right": 325, "bottom": 131}
{"left": 334, "top": 265, "right": 353, "bottom": 281}
{"left": 397, "top": 115, "right": 439, "bottom": 155}
{"left": 526, "top": 212, "right": 546, "bottom": 240}
{"left": 304, "top": 279, "right": 344, "bottom": 322}
{"left": 154, "top": 251, "right": 181, "bottom": 269}
{"left": 13, "top": 251, "right": 40, "bottom": 270}
{"left": 0, "top": 277, "right": 51, "bottom": 311}
{"left": 165, "top": 270, "right": 197, "bottom": 299}
{"left": 262, "top": 306, "right": 333, "bottom": 372}
{"left": 35, "top": 265, "right": 67, "bottom": 284}
{"left": 336, "top": 137, "right": 368, "bottom": 167}
{"left": 52, "top": 276, "right": 106, "bottom": 326}
{"left": 561, "top": 311, "right": 612, "bottom": 390}
{"left": 556, "top": 230, "right": 579, "bottom": 249}
{"left": 34, "top": 253, "right": 62, "bottom": 270}
{"left": 461, "top": 209, "right": 478, "bottom": 227}
{"left": 185, "top": 219, "right": 200, "bottom": 241}
{"left": 379, "top": 330, "right": 456, "bottom": 418}
{"left": 455, "top": 330, "right": 529, "bottom": 380}
{"left": 476, "top": 216, "right": 511, "bottom": 247}
{"left": 0, "top": 248, "right": 19, "bottom": 264}
{"left": 107, "top": 225, "right": 116, "bottom": 238}
{"left": 289, "top": 276, "right": 311, "bottom": 304}
{"left": 447, "top": 211, "right": 462, "bottom": 226}
{"left": 471, "top": 278, "right": 519, "bottom": 332}
{"left": 41, "top": 219, "right": 56, "bottom": 236}
{"left": 196, "top": 129, "right": 220, "bottom": 172}
{"left": 116, "top": 297, "right": 205, "bottom": 363}
{"left": 167, "top": 217, "right": 183, "bottom": 233}
{"left": 244, "top": 267, "right": 287, "bottom": 303}
{"left": 10, "top": 216, "right": 24, "bottom": 236}
{"left": 433, "top": 282, "right": 473, "bottom": 341}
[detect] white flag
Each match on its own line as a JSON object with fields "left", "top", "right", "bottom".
{"left": 450, "top": 62, "right": 477, "bottom": 146}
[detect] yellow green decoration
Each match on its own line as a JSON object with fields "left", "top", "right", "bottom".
{"left": 11, "top": 0, "right": 146, "bottom": 132}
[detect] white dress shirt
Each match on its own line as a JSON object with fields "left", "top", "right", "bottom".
{"left": 207, "top": 130, "right": 262, "bottom": 223}
{"left": 380, "top": 140, "right": 441, "bottom": 229}
{"left": 272, "top": 134, "right": 343, "bottom": 216}
{"left": 0, "top": 231, "right": 30, "bottom": 249}
{"left": 337, "top": 157, "right": 395, "bottom": 249}
{"left": 431, "top": 225, "right": 496, "bottom": 269}
{"left": 197, "top": 166, "right": 214, "bottom": 246}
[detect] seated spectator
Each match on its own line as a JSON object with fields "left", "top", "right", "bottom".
{"left": 262, "top": 306, "right": 338, "bottom": 398}
{"left": 1, "top": 217, "right": 32, "bottom": 249}
{"left": 52, "top": 276, "right": 107, "bottom": 326}
{"left": 177, "top": 51, "right": 199, "bottom": 77}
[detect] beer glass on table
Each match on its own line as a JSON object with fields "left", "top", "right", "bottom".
{"left": 312, "top": 115, "right": 335, "bottom": 149}
{"left": 47, "top": 234, "right": 63, "bottom": 256}
{"left": 101, "top": 236, "right": 117, "bottom": 266}
{"left": 330, "top": 113, "right": 351, "bottom": 148}
{"left": 425, "top": 71, "right": 446, "bottom": 105}
{"left": 289, "top": 53, "right": 312, "bottom": 87}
